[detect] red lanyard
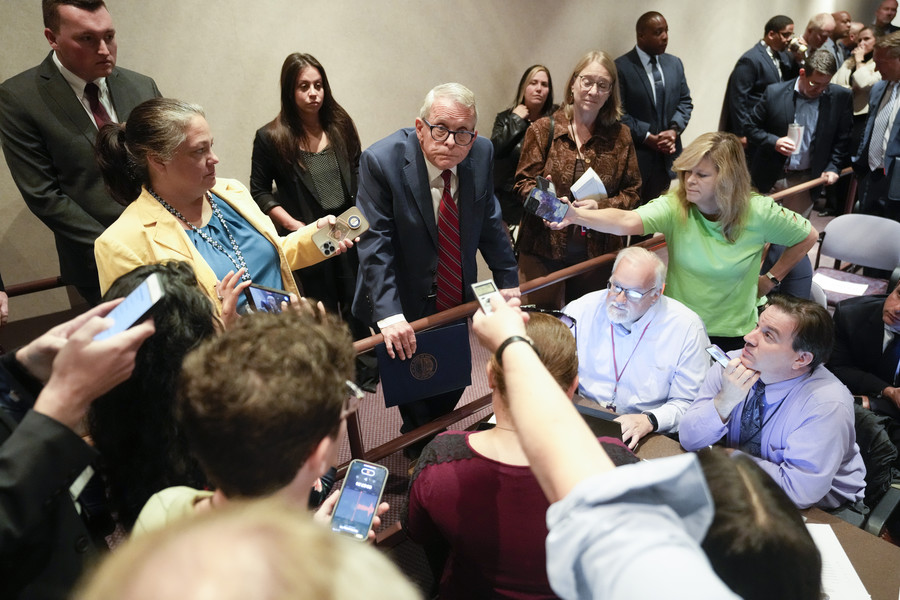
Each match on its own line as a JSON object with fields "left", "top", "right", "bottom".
{"left": 609, "top": 320, "right": 653, "bottom": 409}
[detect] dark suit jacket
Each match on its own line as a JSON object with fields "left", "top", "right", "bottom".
{"left": 828, "top": 294, "right": 893, "bottom": 398}
{"left": 614, "top": 48, "right": 693, "bottom": 194}
{"left": 0, "top": 52, "right": 160, "bottom": 287}
{"left": 720, "top": 42, "right": 792, "bottom": 136}
{"left": 249, "top": 126, "right": 359, "bottom": 224}
{"left": 746, "top": 79, "right": 853, "bottom": 193}
{"left": 853, "top": 80, "right": 900, "bottom": 203}
{"left": 0, "top": 352, "right": 99, "bottom": 599}
{"left": 352, "top": 128, "right": 518, "bottom": 325}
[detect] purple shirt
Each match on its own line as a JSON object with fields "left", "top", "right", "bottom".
{"left": 679, "top": 355, "right": 866, "bottom": 509}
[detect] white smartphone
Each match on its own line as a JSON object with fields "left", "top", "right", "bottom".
{"left": 706, "top": 344, "right": 730, "bottom": 368}
{"left": 330, "top": 459, "right": 389, "bottom": 541}
{"left": 471, "top": 279, "right": 502, "bottom": 314}
{"left": 94, "top": 272, "right": 164, "bottom": 341}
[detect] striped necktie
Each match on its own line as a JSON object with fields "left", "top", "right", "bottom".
{"left": 649, "top": 55, "right": 666, "bottom": 126}
{"left": 868, "top": 82, "right": 898, "bottom": 172}
{"left": 436, "top": 170, "right": 462, "bottom": 312}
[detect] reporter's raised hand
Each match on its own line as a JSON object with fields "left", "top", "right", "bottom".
{"left": 471, "top": 295, "right": 528, "bottom": 352}
{"left": 713, "top": 357, "right": 760, "bottom": 423}
{"left": 33, "top": 314, "right": 156, "bottom": 430}
{"left": 15, "top": 298, "right": 125, "bottom": 383}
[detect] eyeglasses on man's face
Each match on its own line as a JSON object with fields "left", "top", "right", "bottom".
{"left": 422, "top": 118, "right": 476, "bottom": 146}
{"left": 607, "top": 281, "right": 656, "bottom": 302}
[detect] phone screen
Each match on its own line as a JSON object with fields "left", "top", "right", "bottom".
{"left": 331, "top": 460, "right": 389, "bottom": 540}
{"left": 94, "top": 272, "right": 163, "bottom": 341}
{"left": 525, "top": 188, "right": 569, "bottom": 223}
{"left": 245, "top": 285, "right": 291, "bottom": 314}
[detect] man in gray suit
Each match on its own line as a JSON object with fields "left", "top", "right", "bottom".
{"left": 0, "top": 0, "right": 160, "bottom": 304}
{"left": 615, "top": 11, "right": 693, "bottom": 205}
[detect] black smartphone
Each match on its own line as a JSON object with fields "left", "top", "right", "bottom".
{"left": 94, "top": 272, "right": 163, "bottom": 341}
{"left": 244, "top": 284, "right": 291, "bottom": 314}
{"left": 524, "top": 187, "right": 569, "bottom": 223}
{"left": 330, "top": 459, "right": 389, "bottom": 541}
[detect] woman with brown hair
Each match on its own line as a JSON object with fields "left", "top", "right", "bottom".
{"left": 514, "top": 50, "right": 641, "bottom": 309}
{"left": 250, "top": 53, "right": 367, "bottom": 339}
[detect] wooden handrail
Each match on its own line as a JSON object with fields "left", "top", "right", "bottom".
{"left": 5, "top": 276, "right": 64, "bottom": 298}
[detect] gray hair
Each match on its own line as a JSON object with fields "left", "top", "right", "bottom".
{"left": 612, "top": 246, "right": 667, "bottom": 290}
{"left": 418, "top": 83, "right": 478, "bottom": 124}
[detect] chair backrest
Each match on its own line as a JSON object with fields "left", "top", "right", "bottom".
{"left": 819, "top": 214, "right": 900, "bottom": 271}
{"left": 809, "top": 281, "right": 827, "bottom": 308}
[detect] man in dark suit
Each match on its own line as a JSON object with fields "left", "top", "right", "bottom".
{"left": 874, "top": 0, "right": 900, "bottom": 37}
{"left": 615, "top": 11, "right": 693, "bottom": 204}
{"left": 854, "top": 32, "right": 900, "bottom": 221}
{"left": 829, "top": 283, "right": 900, "bottom": 421}
{"left": 353, "top": 83, "right": 519, "bottom": 437}
{"left": 745, "top": 49, "right": 852, "bottom": 215}
{"left": 721, "top": 15, "right": 796, "bottom": 150}
{"left": 0, "top": 0, "right": 160, "bottom": 305}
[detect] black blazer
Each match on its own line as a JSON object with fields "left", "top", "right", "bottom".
{"left": 249, "top": 125, "right": 359, "bottom": 226}
{"left": 0, "top": 52, "right": 160, "bottom": 287}
{"left": 829, "top": 294, "right": 893, "bottom": 397}
{"left": 720, "top": 42, "right": 793, "bottom": 136}
{"left": 746, "top": 79, "right": 853, "bottom": 193}
{"left": 352, "top": 128, "right": 518, "bottom": 325}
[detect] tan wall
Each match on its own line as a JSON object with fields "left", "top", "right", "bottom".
{"left": 0, "top": 0, "right": 874, "bottom": 320}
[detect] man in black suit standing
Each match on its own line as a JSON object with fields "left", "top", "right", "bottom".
{"left": 721, "top": 15, "right": 796, "bottom": 152}
{"left": 745, "top": 49, "right": 852, "bottom": 215}
{"left": 0, "top": 0, "right": 161, "bottom": 305}
{"left": 829, "top": 282, "right": 900, "bottom": 422}
{"left": 615, "top": 11, "right": 693, "bottom": 205}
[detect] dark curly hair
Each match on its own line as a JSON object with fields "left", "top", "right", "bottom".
{"left": 88, "top": 261, "right": 217, "bottom": 529}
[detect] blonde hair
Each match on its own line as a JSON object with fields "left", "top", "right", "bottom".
{"left": 672, "top": 132, "right": 751, "bottom": 243}
{"left": 74, "top": 499, "right": 420, "bottom": 600}
{"left": 563, "top": 50, "right": 623, "bottom": 127}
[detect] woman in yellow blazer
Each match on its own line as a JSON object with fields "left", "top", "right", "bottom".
{"left": 94, "top": 98, "right": 352, "bottom": 319}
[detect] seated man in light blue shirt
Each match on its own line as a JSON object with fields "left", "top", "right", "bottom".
{"left": 680, "top": 294, "right": 866, "bottom": 513}
{"left": 564, "top": 247, "right": 710, "bottom": 449}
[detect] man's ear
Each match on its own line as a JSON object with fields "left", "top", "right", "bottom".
{"left": 793, "top": 350, "right": 814, "bottom": 370}
{"left": 565, "top": 374, "right": 579, "bottom": 400}
{"left": 44, "top": 28, "right": 58, "bottom": 49}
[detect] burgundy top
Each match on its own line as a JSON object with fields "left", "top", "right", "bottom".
{"left": 406, "top": 431, "right": 638, "bottom": 599}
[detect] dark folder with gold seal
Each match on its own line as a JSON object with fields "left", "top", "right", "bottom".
{"left": 376, "top": 322, "right": 472, "bottom": 407}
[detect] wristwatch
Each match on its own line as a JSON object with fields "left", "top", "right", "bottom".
{"left": 643, "top": 411, "right": 659, "bottom": 432}
{"left": 765, "top": 272, "right": 781, "bottom": 286}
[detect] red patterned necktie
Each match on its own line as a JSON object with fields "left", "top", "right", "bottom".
{"left": 84, "top": 82, "right": 112, "bottom": 129}
{"left": 436, "top": 169, "right": 462, "bottom": 312}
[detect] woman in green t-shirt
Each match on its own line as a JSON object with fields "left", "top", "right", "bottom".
{"left": 549, "top": 131, "right": 818, "bottom": 350}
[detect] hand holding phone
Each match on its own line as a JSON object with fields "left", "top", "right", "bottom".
{"left": 244, "top": 284, "right": 292, "bottom": 314}
{"left": 524, "top": 188, "right": 569, "bottom": 223}
{"left": 312, "top": 207, "right": 370, "bottom": 257}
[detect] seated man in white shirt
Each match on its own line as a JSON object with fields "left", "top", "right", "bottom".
{"left": 563, "top": 247, "right": 710, "bottom": 448}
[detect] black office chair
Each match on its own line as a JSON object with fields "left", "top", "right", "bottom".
{"left": 854, "top": 404, "right": 900, "bottom": 536}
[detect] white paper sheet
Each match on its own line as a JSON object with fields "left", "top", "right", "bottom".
{"left": 812, "top": 272, "right": 869, "bottom": 296}
{"left": 570, "top": 167, "right": 607, "bottom": 201}
{"left": 805, "top": 523, "right": 870, "bottom": 600}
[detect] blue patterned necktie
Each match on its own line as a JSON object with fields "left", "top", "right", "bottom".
{"left": 739, "top": 381, "right": 766, "bottom": 456}
{"left": 649, "top": 55, "right": 666, "bottom": 126}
